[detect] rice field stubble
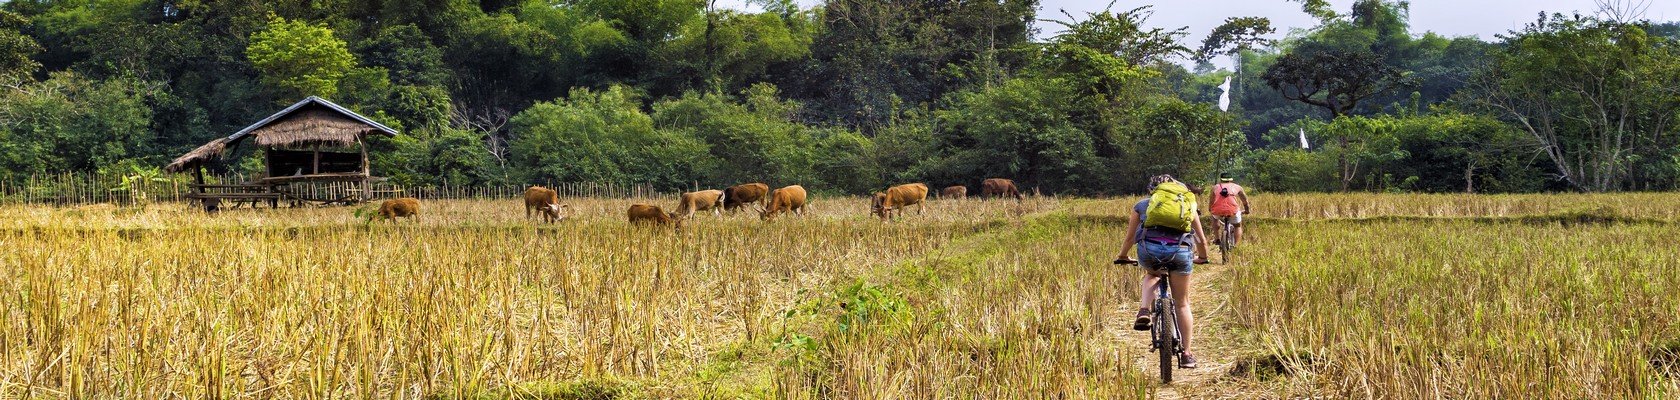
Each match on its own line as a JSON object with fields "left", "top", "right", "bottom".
{"left": 2, "top": 193, "right": 1678, "bottom": 398}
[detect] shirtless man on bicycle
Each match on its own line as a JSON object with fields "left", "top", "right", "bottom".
{"left": 1115, "top": 174, "right": 1211, "bottom": 368}
{"left": 1209, "top": 173, "right": 1250, "bottom": 245}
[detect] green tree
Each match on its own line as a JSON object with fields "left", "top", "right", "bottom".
{"left": 444, "top": 3, "right": 627, "bottom": 117}
{"left": 0, "top": 10, "right": 41, "bottom": 85}
{"left": 810, "top": 127, "right": 878, "bottom": 194}
{"left": 787, "top": 0, "right": 1037, "bottom": 131}
{"left": 1262, "top": 44, "right": 1409, "bottom": 120}
{"left": 659, "top": 7, "right": 813, "bottom": 94}
{"left": 925, "top": 77, "right": 1101, "bottom": 193}
{"left": 509, "top": 86, "right": 707, "bottom": 189}
{"left": 1036, "top": 5, "right": 1188, "bottom": 102}
{"left": 1475, "top": 14, "right": 1680, "bottom": 191}
{"left": 1262, "top": 42, "right": 1411, "bottom": 191}
{"left": 1382, "top": 112, "right": 1543, "bottom": 193}
{"left": 652, "top": 83, "right": 815, "bottom": 186}
{"left": 381, "top": 84, "right": 452, "bottom": 131}
{"left": 1289, "top": 0, "right": 1339, "bottom": 21}
{"left": 376, "top": 128, "right": 498, "bottom": 187}
{"left": 246, "top": 15, "right": 357, "bottom": 99}
{"left": 1120, "top": 99, "right": 1246, "bottom": 186}
{"left": 1195, "top": 17, "right": 1274, "bottom": 63}
{"left": 0, "top": 72, "right": 160, "bottom": 182}
{"left": 1250, "top": 148, "right": 1339, "bottom": 192}
{"left": 355, "top": 24, "right": 449, "bottom": 87}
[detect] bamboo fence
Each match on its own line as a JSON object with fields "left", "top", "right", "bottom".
{"left": 0, "top": 172, "right": 664, "bottom": 206}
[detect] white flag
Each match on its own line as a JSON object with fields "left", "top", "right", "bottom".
{"left": 1217, "top": 76, "right": 1232, "bottom": 112}
{"left": 1299, "top": 128, "right": 1310, "bottom": 149}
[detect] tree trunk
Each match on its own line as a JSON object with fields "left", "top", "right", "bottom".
{"left": 1464, "top": 163, "right": 1476, "bottom": 193}
{"left": 1332, "top": 109, "right": 1350, "bottom": 192}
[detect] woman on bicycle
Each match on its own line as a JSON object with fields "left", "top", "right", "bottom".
{"left": 1115, "top": 174, "right": 1212, "bottom": 368}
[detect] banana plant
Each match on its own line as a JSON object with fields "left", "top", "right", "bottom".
{"left": 107, "top": 165, "right": 171, "bottom": 204}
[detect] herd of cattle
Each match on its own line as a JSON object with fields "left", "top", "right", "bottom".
{"left": 376, "top": 178, "right": 1026, "bottom": 227}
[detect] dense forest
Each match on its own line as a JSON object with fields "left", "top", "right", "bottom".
{"left": 0, "top": 0, "right": 1676, "bottom": 194}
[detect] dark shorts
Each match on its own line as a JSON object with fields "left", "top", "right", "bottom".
{"left": 1139, "top": 240, "right": 1193, "bottom": 274}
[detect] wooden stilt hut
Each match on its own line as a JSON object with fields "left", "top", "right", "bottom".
{"left": 164, "top": 96, "right": 398, "bottom": 210}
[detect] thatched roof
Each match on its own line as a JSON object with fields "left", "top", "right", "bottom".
{"left": 163, "top": 97, "right": 398, "bottom": 172}
{"left": 250, "top": 108, "right": 384, "bottom": 147}
{"left": 231, "top": 96, "right": 397, "bottom": 148}
{"left": 163, "top": 138, "right": 229, "bottom": 173}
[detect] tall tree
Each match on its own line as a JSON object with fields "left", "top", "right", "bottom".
{"left": 787, "top": 0, "right": 1036, "bottom": 131}
{"left": 1195, "top": 17, "right": 1274, "bottom": 63}
{"left": 1262, "top": 45, "right": 1409, "bottom": 191}
{"left": 1262, "top": 46, "right": 1408, "bottom": 120}
{"left": 0, "top": 10, "right": 41, "bottom": 86}
{"left": 1475, "top": 13, "right": 1680, "bottom": 191}
{"left": 246, "top": 15, "right": 357, "bottom": 100}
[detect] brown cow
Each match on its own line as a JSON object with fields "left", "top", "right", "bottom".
{"left": 940, "top": 185, "right": 967, "bottom": 200}
{"left": 872, "top": 183, "right": 928, "bottom": 220}
{"left": 627, "top": 204, "right": 682, "bottom": 229}
{"left": 723, "top": 183, "right": 770, "bottom": 213}
{"left": 378, "top": 198, "right": 420, "bottom": 222}
{"left": 980, "top": 178, "right": 1024, "bottom": 200}
{"left": 676, "top": 189, "right": 725, "bottom": 219}
{"left": 523, "top": 186, "right": 569, "bottom": 223}
{"left": 760, "top": 185, "right": 808, "bottom": 221}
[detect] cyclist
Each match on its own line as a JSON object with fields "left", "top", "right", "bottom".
{"left": 1209, "top": 173, "right": 1250, "bottom": 245}
{"left": 1116, "top": 174, "right": 1211, "bottom": 369}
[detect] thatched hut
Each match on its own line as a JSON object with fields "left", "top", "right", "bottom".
{"left": 165, "top": 96, "right": 398, "bottom": 209}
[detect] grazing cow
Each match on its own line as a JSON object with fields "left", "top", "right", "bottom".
{"left": 760, "top": 185, "right": 808, "bottom": 221}
{"left": 378, "top": 198, "right": 420, "bottom": 222}
{"left": 980, "top": 178, "right": 1024, "bottom": 201}
{"left": 872, "top": 183, "right": 928, "bottom": 221}
{"left": 627, "top": 204, "right": 682, "bottom": 229}
{"left": 940, "top": 185, "right": 967, "bottom": 200}
{"left": 676, "top": 189, "right": 725, "bottom": 219}
{"left": 723, "top": 183, "right": 770, "bottom": 213}
{"left": 523, "top": 186, "right": 569, "bottom": 223}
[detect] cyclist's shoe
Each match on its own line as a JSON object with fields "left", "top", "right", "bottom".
{"left": 1132, "top": 309, "right": 1152, "bottom": 331}
{"left": 1179, "top": 353, "right": 1199, "bottom": 369}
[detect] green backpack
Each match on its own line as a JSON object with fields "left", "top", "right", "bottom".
{"left": 1144, "top": 181, "right": 1196, "bottom": 233}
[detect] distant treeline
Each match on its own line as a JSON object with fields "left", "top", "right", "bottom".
{"left": 0, "top": 0, "right": 1675, "bottom": 194}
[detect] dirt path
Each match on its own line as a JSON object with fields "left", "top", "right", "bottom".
{"left": 1109, "top": 258, "right": 1248, "bottom": 399}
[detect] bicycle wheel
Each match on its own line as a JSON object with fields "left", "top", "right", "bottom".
{"left": 1219, "top": 223, "right": 1232, "bottom": 264}
{"left": 1155, "top": 298, "right": 1176, "bottom": 383}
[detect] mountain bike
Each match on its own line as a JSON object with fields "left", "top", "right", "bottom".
{"left": 1115, "top": 257, "right": 1209, "bottom": 383}
{"left": 1213, "top": 217, "right": 1234, "bottom": 264}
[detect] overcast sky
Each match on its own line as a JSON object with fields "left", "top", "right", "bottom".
{"left": 719, "top": 0, "right": 1679, "bottom": 68}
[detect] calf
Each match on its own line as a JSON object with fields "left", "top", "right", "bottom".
{"left": 872, "top": 183, "right": 928, "bottom": 221}
{"left": 523, "top": 186, "right": 569, "bottom": 223}
{"left": 378, "top": 198, "right": 420, "bottom": 222}
{"left": 940, "top": 185, "right": 967, "bottom": 200}
{"left": 723, "top": 183, "right": 770, "bottom": 213}
{"left": 676, "top": 189, "right": 725, "bottom": 219}
{"left": 760, "top": 185, "right": 808, "bottom": 221}
{"left": 627, "top": 204, "right": 682, "bottom": 229}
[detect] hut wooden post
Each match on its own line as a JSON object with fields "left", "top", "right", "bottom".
{"left": 193, "top": 165, "right": 206, "bottom": 192}
{"left": 359, "top": 136, "right": 370, "bottom": 202}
